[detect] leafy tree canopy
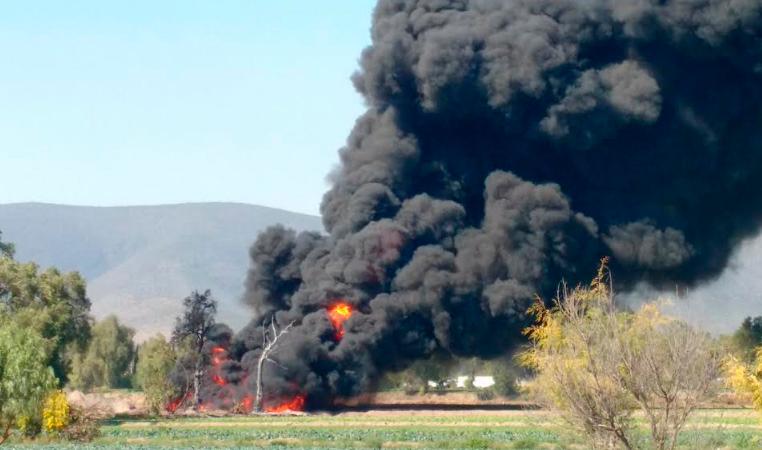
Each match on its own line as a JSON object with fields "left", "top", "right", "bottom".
{"left": 172, "top": 290, "right": 217, "bottom": 350}
{"left": 0, "top": 320, "right": 57, "bottom": 444}
{"left": 0, "top": 259, "right": 92, "bottom": 381}
{"left": 732, "top": 316, "right": 762, "bottom": 362}
{"left": 70, "top": 316, "right": 135, "bottom": 390}
{"left": 135, "top": 334, "right": 176, "bottom": 414}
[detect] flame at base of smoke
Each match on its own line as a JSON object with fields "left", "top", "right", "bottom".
{"left": 265, "top": 394, "right": 306, "bottom": 413}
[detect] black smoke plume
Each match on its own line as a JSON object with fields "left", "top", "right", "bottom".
{"left": 229, "top": 0, "right": 762, "bottom": 409}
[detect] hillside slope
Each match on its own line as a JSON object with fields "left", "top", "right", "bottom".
{"left": 0, "top": 202, "right": 322, "bottom": 340}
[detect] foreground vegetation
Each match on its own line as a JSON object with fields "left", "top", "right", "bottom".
{"left": 2, "top": 410, "right": 762, "bottom": 449}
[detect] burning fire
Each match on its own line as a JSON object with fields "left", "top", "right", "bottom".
{"left": 327, "top": 302, "right": 353, "bottom": 340}
{"left": 211, "top": 346, "right": 226, "bottom": 365}
{"left": 166, "top": 392, "right": 190, "bottom": 413}
{"left": 210, "top": 346, "right": 228, "bottom": 386}
{"left": 265, "top": 394, "right": 306, "bottom": 413}
{"left": 211, "top": 374, "right": 227, "bottom": 386}
{"left": 240, "top": 394, "right": 254, "bottom": 413}
{"left": 166, "top": 345, "right": 233, "bottom": 412}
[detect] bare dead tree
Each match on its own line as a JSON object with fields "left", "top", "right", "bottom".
{"left": 254, "top": 317, "right": 294, "bottom": 413}
{"left": 615, "top": 318, "right": 721, "bottom": 450}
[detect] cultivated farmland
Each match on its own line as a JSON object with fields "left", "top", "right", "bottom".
{"left": 4, "top": 409, "right": 762, "bottom": 449}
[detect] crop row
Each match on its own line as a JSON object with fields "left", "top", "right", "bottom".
{"left": 101, "top": 426, "right": 558, "bottom": 443}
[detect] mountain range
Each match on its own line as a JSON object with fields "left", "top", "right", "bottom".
{"left": 0, "top": 202, "right": 322, "bottom": 341}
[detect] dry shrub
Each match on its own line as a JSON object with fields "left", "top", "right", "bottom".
{"left": 520, "top": 259, "right": 721, "bottom": 450}
{"left": 60, "top": 405, "right": 100, "bottom": 443}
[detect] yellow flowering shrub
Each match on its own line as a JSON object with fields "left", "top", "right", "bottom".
{"left": 42, "top": 390, "right": 70, "bottom": 432}
{"left": 725, "top": 348, "right": 762, "bottom": 412}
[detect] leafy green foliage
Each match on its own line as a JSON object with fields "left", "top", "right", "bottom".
{"left": 0, "top": 258, "right": 92, "bottom": 381}
{"left": 135, "top": 334, "right": 177, "bottom": 415}
{"left": 0, "top": 231, "right": 13, "bottom": 259}
{"left": 484, "top": 357, "right": 521, "bottom": 397}
{"left": 69, "top": 316, "right": 135, "bottom": 390}
{"left": 731, "top": 316, "right": 762, "bottom": 362}
{"left": 172, "top": 290, "right": 217, "bottom": 349}
{"left": 0, "top": 320, "right": 57, "bottom": 443}
{"left": 385, "top": 353, "right": 455, "bottom": 394}
{"left": 167, "top": 335, "right": 197, "bottom": 398}
{"left": 4, "top": 411, "right": 762, "bottom": 449}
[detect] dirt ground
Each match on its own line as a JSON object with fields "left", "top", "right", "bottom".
{"left": 335, "top": 390, "right": 532, "bottom": 406}
{"left": 65, "top": 389, "right": 535, "bottom": 418}
{"left": 66, "top": 389, "right": 148, "bottom": 418}
{"left": 66, "top": 389, "right": 748, "bottom": 419}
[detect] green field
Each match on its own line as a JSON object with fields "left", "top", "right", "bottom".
{"left": 5, "top": 409, "right": 762, "bottom": 449}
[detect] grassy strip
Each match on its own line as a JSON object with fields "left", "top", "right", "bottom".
{"left": 5, "top": 411, "right": 762, "bottom": 449}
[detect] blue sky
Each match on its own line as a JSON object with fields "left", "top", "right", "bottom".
{"left": 0, "top": 1, "right": 376, "bottom": 215}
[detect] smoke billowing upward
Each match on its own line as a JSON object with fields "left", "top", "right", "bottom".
{"left": 230, "top": 0, "right": 762, "bottom": 409}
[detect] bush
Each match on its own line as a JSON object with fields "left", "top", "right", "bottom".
{"left": 60, "top": 406, "right": 100, "bottom": 443}
{"left": 403, "top": 384, "right": 418, "bottom": 396}
{"left": 520, "top": 259, "right": 720, "bottom": 450}
{"left": 135, "top": 334, "right": 176, "bottom": 415}
{"left": 488, "top": 360, "right": 520, "bottom": 398}
{"left": 0, "top": 320, "right": 57, "bottom": 444}
{"left": 42, "top": 390, "right": 69, "bottom": 433}
{"left": 725, "top": 348, "right": 762, "bottom": 412}
{"left": 476, "top": 389, "right": 496, "bottom": 401}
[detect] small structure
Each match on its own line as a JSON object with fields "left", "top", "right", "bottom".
{"left": 456, "top": 375, "right": 495, "bottom": 389}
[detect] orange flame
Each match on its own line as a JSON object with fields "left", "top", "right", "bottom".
{"left": 327, "top": 302, "right": 353, "bottom": 340}
{"left": 211, "top": 346, "right": 226, "bottom": 366}
{"left": 265, "top": 394, "right": 306, "bottom": 413}
{"left": 166, "top": 392, "right": 190, "bottom": 413}
{"left": 212, "top": 374, "right": 227, "bottom": 386}
{"left": 240, "top": 394, "right": 254, "bottom": 413}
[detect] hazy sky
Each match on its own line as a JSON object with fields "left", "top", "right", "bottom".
{"left": 0, "top": 1, "right": 376, "bottom": 215}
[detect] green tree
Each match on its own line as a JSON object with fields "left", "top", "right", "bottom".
{"left": 731, "top": 316, "right": 762, "bottom": 362}
{"left": 70, "top": 316, "right": 135, "bottom": 390}
{"left": 0, "top": 320, "right": 57, "bottom": 444}
{"left": 135, "top": 334, "right": 176, "bottom": 415}
{"left": 0, "top": 259, "right": 92, "bottom": 381}
{"left": 171, "top": 290, "right": 217, "bottom": 408}
{"left": 0, "top": 231, "right": 13, "bottom": 259}
{"left": 398, "top": 353, "right": 454, "bottom": 394}
{"left": 486, "top": 358, "right": 520, "bottom": 397}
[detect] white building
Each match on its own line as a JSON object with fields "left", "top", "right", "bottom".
{"left": 456, "top": 375, "right": 495, "bottom": 389}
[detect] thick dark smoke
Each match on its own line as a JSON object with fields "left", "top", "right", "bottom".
{"left": 227, "top": 0, "right": 762, "bottom": 409}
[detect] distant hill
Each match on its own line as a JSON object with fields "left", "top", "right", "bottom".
{"left": 0, "top": 202, "right": 323, "bottom": 341}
